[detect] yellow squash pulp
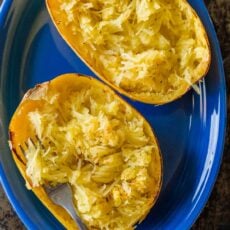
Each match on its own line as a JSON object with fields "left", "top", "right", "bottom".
{"left": 9, "top": 74, "right": 162, "bottom": 230}
{"left": 46, "top": 0, "right": 210, "bottom": 104}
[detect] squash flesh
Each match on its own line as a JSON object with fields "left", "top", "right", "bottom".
{"left": 46, "top": 0, "right": 210, "bottom": 103}
{"left": 9, "top": 74, "right": 162, "bottom": 230}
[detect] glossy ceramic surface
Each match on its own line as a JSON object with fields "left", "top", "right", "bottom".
{"left": 0, "top": 0, "right": 226, "bottom": 229}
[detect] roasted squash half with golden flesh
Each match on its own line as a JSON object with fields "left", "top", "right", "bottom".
{"left": 46, "top": 0, "right": 210, "bottom": 104}
{"left": 9, "top": 74, "right": 162, "bottom": 230}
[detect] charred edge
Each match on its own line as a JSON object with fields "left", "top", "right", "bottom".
{"left": 71, "top": 73, "right": 93, "bottom": 80}
{"left": 8, "top": 131, "right": 14, "bottom": 142}
{"left": 25, "top": 175, "right": 33, "bottom": 188}
{"left": 23, "top": 82, "right": 50, "bottom": 99}
{"left": 9, "top": 131, "right": 25, "bottom": 165}
{"left": 12, "top": 147, "right": 25, "bottom": 166}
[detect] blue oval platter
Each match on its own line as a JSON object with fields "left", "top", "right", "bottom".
{"left": 0, "top": 0, "right": 226, "bottom": 229}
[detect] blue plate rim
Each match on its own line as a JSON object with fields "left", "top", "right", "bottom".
{"left": 182, "top": 0, "right": 227, "bottom": 229}
{"left": 0, "top": 0, "right": 227, "bottom": 229}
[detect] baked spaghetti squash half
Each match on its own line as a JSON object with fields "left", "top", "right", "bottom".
{"left": 9, "top": 74, "right": 162, "bottom": 230}
{"left": 46, "top": 0, "right": 210, "bottom": 104}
